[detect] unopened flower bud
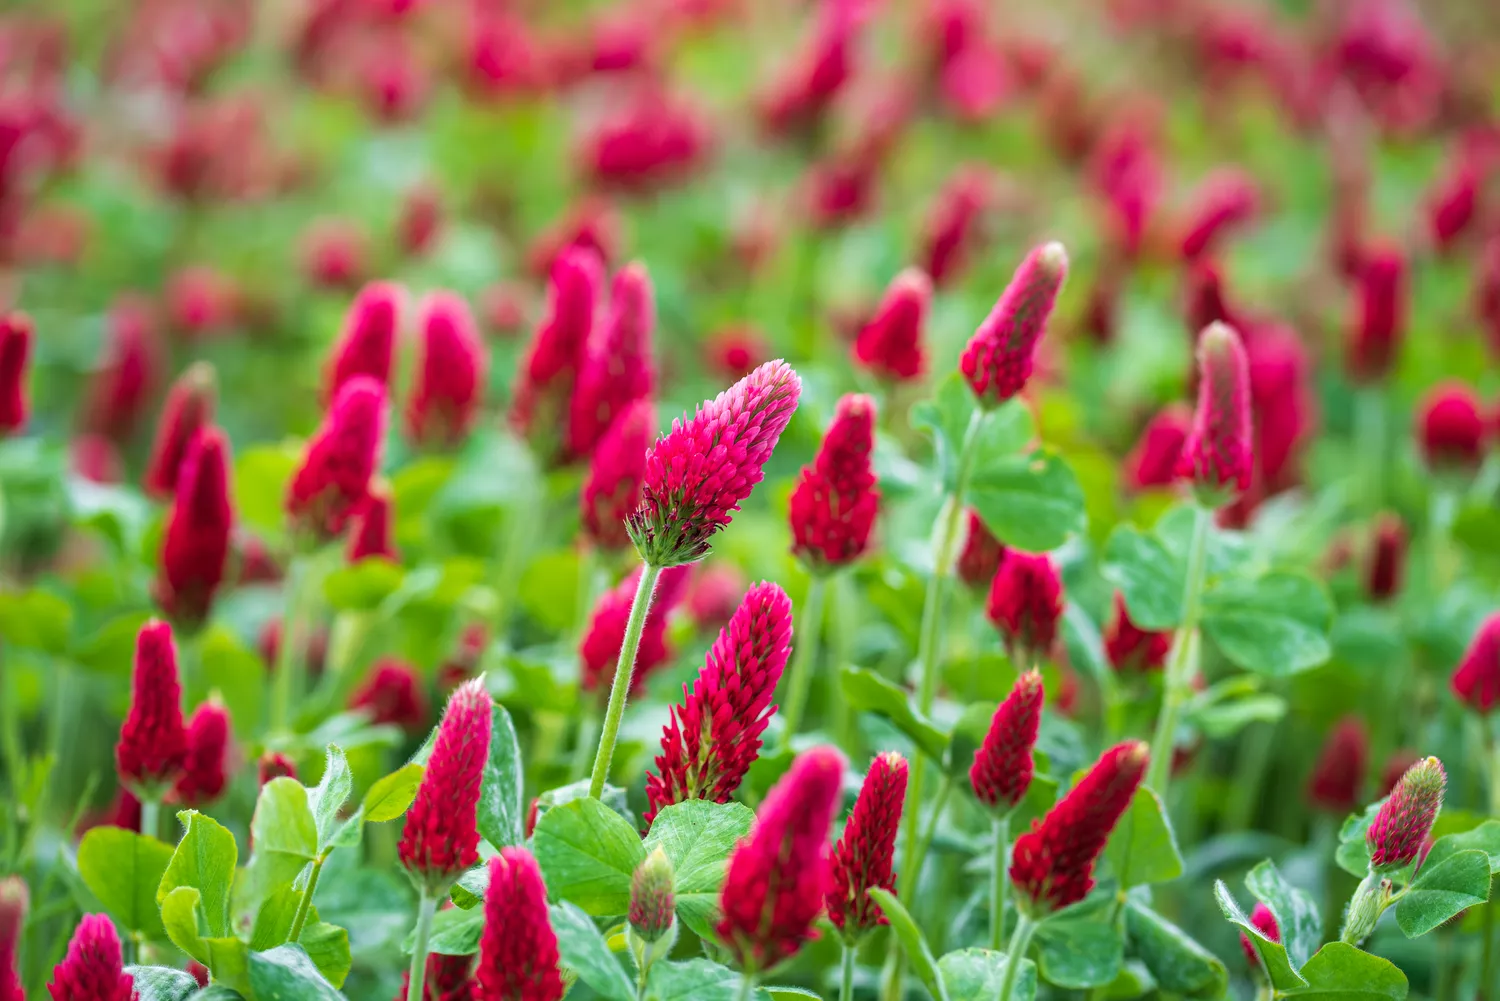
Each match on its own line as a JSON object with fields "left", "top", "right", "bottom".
{"left": 629, "top": 848, "right": 677, "bottom": 947}
{"left": 1367, "top": 756, "right": 1445, "bottom": 872}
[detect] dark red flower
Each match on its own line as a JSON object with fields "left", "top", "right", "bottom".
{"left": 170, "top": 699, "right": 231, "bottom": 807}
{"left": 408, "top": 291, "right": 486, "bottom": 448}
{"left": 1246, "top": 324, "right": 1316, "bottom": 494}
{"left": 285, "top": 376, "right": 387, "bottom": 541}
{"left": 1178, "top": 168, "right": 1260, "bottom": 261}
{"left": 1478, "top": 237, "right": 1500, "bottom": 358}
{"left": 756, "top": 1, "right": 856, "bottom": 137}
{"left": 1425, "top": 151, "right": 1480, "bottom": 253}
{"left": 920, "top": 166, "right": 992, "bottom": 288}
{"left": 347, "top": 487, "right": 398, "bottom": 563}
{"left": 510, "top": 248, "right": 604, "bottom": 453}
{"left": 1307, "top": 716, "right": 1369, "bottom": 813}
{"left": 986, "top": 550, "right": 1063, "bottom": 665}
{"left": 395, "top": 952, "right": 474, "bottom": 1001}
{"left": 525, "top": 198, "right": 618, "bottom": 279}
{"left": 853, "top": 269, "right": 930, "bottom": 383}
{"left": 47, "top": 914, "right": 131, "bottom": 1001}
{"left": 1416, "top": 381, "right": 1486, "bottom": 471}
{"left": 397, "top": 182, "right": 442, "bottom": 259}
{"left": 1346, "top": 241, "right": 1407, "bottom": 383}
{"left": 115, "top": 620, "right": 188, "bottom": 791}
{"left": 84, "top": 295, "right": 160, "bottom": 441}
{"left": 325, "top": 281, "right": 402, "bottom": 401}
{"left": 1368, "top": 755, "right": 1445, "bottom": 871}
{"left": 1124, "top": 404, "right": 1190, "bottom": 490}
{"left": 1183, "top": 260, "right": 1246, "bottom": 343}
{"left": 581, "top": 399, "right": 655, "bottom": 551}
{"left": 1104, "top": 593, "right": 1171, "bottom": 674}
{"left": 568, "top": 263, "right": 655, "bottom": 458}
{"left": 789, "top": 394, "right": 879, "bottom": 571}
{"left": 350, "top": 659, "right": 428, "bottom": 732}
{"left": 579, "top": 564, "right": 692, "bottom": 699}
{"left": 165, "top": 266, "right": 239, "bottom": 340}
{"left": 704, "top": 326, "right": 769, "bottom": 382}
{"left": 1452, "top": 613, "right": 1500, "bottom": 715}
{"left": 400, "top": 679, "right": 493, "bottom": 891}
{"left": 0, "top": 311, "right": 32, "bottom": 435}
{"left": 474, "top": 847, "right": 564, "bottom": 1001}
{"left": 300, "top": 218, "right": 367, "bottom": 291}
{"left": 827, "top": 751, "right": 907, "bottom": 939}
{"left": 1366, "top": 513, "right": 1405, "bottom": 602}
{"left": 955, "top": 509, "right": 1005, "bottom": 589}
{"left": 258, "top": 752, "right": 297, "bottom": 785}
{"left": 1178, "top": 322, "right": 1252, "bottom": 502}
{"left": 143, "top": 362, "right": 217, "bottom": 498}
{"left": 156, "top": 428, "right": 234, "bottom": 627}
{"left": 1239, "top": 901, "right": 1280, "bottom": 971}
{"left": 959, "top": 242, "right": 1069, "bottom": 408}
{"left": 581, "top": 87, "right": 711, "bottom": 193}
{"left": 969, "top": 670, "right": 1043, "bottom": 811}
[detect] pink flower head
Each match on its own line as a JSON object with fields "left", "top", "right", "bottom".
{"left": 956, "top": 509, "right": 1005, "bottom": 589}
{"left": 686, "top": 562, "right": 745, "bottom": 631}
{"left": 0, "top": 312, "right": 32, "bottom": 435}
{"left": 959, "top": 242, "right": 1069, "bottom": 408}
{"left": 171, "top": 698, "right": 232, "bottom": 807}
{"left": 1425, "top": 151, "right": 1480, "bottom": 254}
{"left": 1010, "top": 741, "right": 1148, "bottom": 915}
{"left": 166, "top": 266, "right": 239, "bottom": 340}
{"left": 1367, "top": 755, "right": 1445, "bottom": 871}
{"left": 116, "top": 620, "right": 188, "bottom": 791}
{"left": 1178, "top": 168, "right": 1261, "bottom": 261}
{"left": 1239, "top": 902, "right": 1280, "bottom": 971}
{"left": 827, "top": 751, "right": 907, "bottom": 940}
{"left": 581, "top": 399, "right": 655, "bottom": 550}
{"left": 568, "top": 262, "right": 656, "bottom": 458}
{"left": 1307, "top": 716, "right": 1369, "bottom": 813}
{"left": 1366, "top": 512, "right": 1406, "bottom": 602}
{"left": 143, "top": 362, "right": 217, "bottom": 498}
{"left": 626, "top": 360, "right": 801, "bottom": 567}
{"left": 921, "top": 166, "right": 992, "bottom": 288}
{"left": 969, "top": 670, "right": 1043, "bottom": 811}
{"left": 156, "top": 427, "right": 234, "bottom": 628}
{"left": 804, "top": 153, "right": 878, "bottom": 230}
{"left": 300, "top": 218, "right": 367, "bottom": 291}
{"left": 986, "top": 550, "right": 1063, "bottom": 665}
{"left": 286, "top": 376, "right": 387, "bottom": 541}
{"left": 853, "top": 269, "right": 930, "bottom": 383}
{"left": 47, "top": 914, "right": 131, "bottom": 1001}
{"left": 351, "top": 658, "right": 428, "bottom": 732}
{"left": 400, "top": 678, "right": 493, "bottom": 891}
{"left": 1346, "top": 241, "right": 1407, "bottom": 383}
{"left": 72, "top": 434, "right": 123, "bottom": 485}
{"left": 718, "top": 745, "right": 844, "bottom": 972}
{"left": 1246, "top": 325, "right": 1316, "bottom": 494}
{"left": 757, "top": 1, "right": 856, "bottom": 137}
{"left": 407, "top": 291, "right": 486, "bottom": 448}
{"left": 1177, "top": 322, "right": 1252, "bottom": 503}
{"left": 325, "top": 281, "right": 402, "bottom": 400}
{"left": 0, "top": 878, "right": 25, "bottom": 1001}
{"left": 644, "top": 582, "right": 793, "bottom": 825}
{"left": 347, "top": 487, "right": 398, "bottom": 562}
{"left": 789, "top": 394, "right": 879, "bottom": 571}
{"left": 1104, "top": 593, "right": 1171, "bottom": 674}
{"left": 581, "top": 88, "right": 711, "bottom": 193}
{"left": 1124, "top": 404, "right": 1191, "bottom": 490}
{"left": 1088, "top": 107, "right": 1162, "bottom": 259}
{"left": 526, "top": 198, "right": 618, "bottom": 278}
{"left": 1416, "top": 381, "right": 1486, "bottom": 471}
{"left": 258, "top": 752, "right": 297, "bottom": 785}
{"left": 1452, "top": 613, "right": 1500, "bottom": 715}
{"left": 705, "top": 325, "right": 770, "bottom": 382}
{"left": 84, "top": 295, "right": 160, "bottom": 441}
{"left": 1183, "top": 259, "right": 1246, "bottom": 340}
{"left": 579, "top": 564, "right": 692, "bottom": 699}
{"left": 474, "top": 847, "right": 565, "bottom": 1001}
{"left": 510, "top": 247, "right": 604, "bottom": 452}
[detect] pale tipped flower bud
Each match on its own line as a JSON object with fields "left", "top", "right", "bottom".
{"left": 629, "top": 848, "right": 677, "bottom": 945}
{"left": 1367, "top": 756, "right": 1445, "bottom": 872}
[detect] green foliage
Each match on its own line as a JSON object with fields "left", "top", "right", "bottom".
{"left": 1393, "top": 850, "right": 1491, "bottom": 937}
{"left": 1102, "top": 788, "right": 1183, "bottom": 889}
{"left": 938, "top": 948, "right": 1036, "bottom": 1001}
{"left": 641, "top": 800, "right": 754, "bottom": 940}
{"left": 77, "top": 827, "right": 174, "bottom": 940}
{"left": 550, "top": 901, "right": 636, "bottom": 1001}
{"left": 869, "top": 888, "right": 949, "bottom": 1001}
{"left": 532, "top": 797, "right": 646, "bottom": 916}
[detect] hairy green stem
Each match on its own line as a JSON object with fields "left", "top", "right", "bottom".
{"left": 589, "top": 564, "right": 662, "bottom": 798}
{"left": 778, "top": 575, "right": 827, "bottom": 752}
{"left": 736, "top": 972, "right": 757, "bottom": 1001}
{"left": 406, "top": 892, "right": 438, "bottom": 1001}
{"left": 270, "top": 556, "right": 311, "bottom": 736}
{"left": 840, "top": 941, "right": 856, "bottom": 1001}
{"left": 1146, "top": 503, "right": 1211, "bottom": 795}
{"left": 288, "top": 855, "right": 325, "bottom": 943}
{"left": 997, "top": 916, "right": 1037, "bottom": 1001}
{"left": 990, "top": 815, "right": 1010, "bottom": 951}
{"left": 140, "top": 796, "right": 160, "bottom": 843}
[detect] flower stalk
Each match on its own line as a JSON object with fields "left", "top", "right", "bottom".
{"left": 997, "top": 915, "right": 1037, "bottom": 1001}
{"left": 1147, "top": 502, "right": 1210, "bottom": 795}
{"left": 590, "top": 563, "right": 662, "bottom": 798}
{"left": 405, "top": 891, "right": 437, "bottom": 1001}
{"left": 288, "top": 853, "right": 325, "bottom": 943}
{"left": 990, "top": 815, "right": 1010, "bottom": 950}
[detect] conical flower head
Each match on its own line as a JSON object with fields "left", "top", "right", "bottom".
{"left": 1365, "top": 513, "right": 1405, "bottom": 602}
{"left": 959, "top": 242, "right": 1068, "bottom": 408}
{"left": 1104, "top": 593, "right": 1172, "bottom": 674}
{"left": 581, "top": 399, "right": 655, "bottom": 550}
{"left": 325, "top": 281, "right": 402, "bottom": 400}
{"left": 955, "top": 509, "right": 1005, "bottom": 590}
{"left": 510, "top": 247, "right": 603, "bottom": 453}
{"left": 827, "top": 751, "right": 907, "bottom": 940}
{"left": 286, "top": 376, "right": 387, "bottom": 541}
{"left": 407, "top": 291, "right": 487, "bottom": 448}
{"left": 644, "top": 582, "right": 793, "bottom": 825}
{"left": 1125, "top": 404, "right": 1190, "bottom": 490}
{"left": 629, "top": 847, "right": 676, "bottom": 944}
{"left": 789, "top": 393, "right": 879, "bottom": 571}
{"left": 853, "top": 269, "right": 930, "bottom": 382}
{"left": 400, "top": 678, "right": 493, "bottom": 891}
{"left": 986, "top": 550, "right": 1063, "bottom": 665}
{"left": 156, "top": 427, "right": 234, "bottom": 628}
{"left": 579, "top": 564, "right": 692, "bottom": 700}
{"left": 969, "top": 671, "right": 1043, "bottom": 811}
{"left": 1416, "top": 381, "right": 1486, "bottom": 472}
{"left": 0, "top": 311, "right": 32, "bottom": 435}
{"left": 171, "top": 698, "right": 231, "bottom": 807}
{"left": 1239, "top": 902, "right": 1281, "bottom": 973}
{"left": 347, "top": 486, "right": 398, "bottom": 563}
{"left": 1177, "top": 322, "right": 1252, "bottom": 504}
{"left": 1367, "top": 755, "right": 1445, "bottom": 871}
{"left": 143, "top": 362, "right": 217, "bottom": 497}
{"left": 567, "top": 262, "right": 656, "bottom": 458}
{"left": 1, "top": 877, "right": 25, "bottom": 1001}
{"left": 626, "top": 360, "right": 801, "bottom": 567}
{"left": 47, "top": 914, "right": 132, "bottom": 1001}
{"left": 718, "top": 745, "right": 844, "bottom": 972}
{"left": 115, "top": 620, "right": 188, "bottom": 791}
{"left": 1010, "top": 741, "right": 1148, "bottom": 915}
{"left": 474, "top": 847, "right": 565, "bottom": 1001}
{"left": 1453, "top": 613, "right": 1500, "bottom": 715}
{"left": 1346, "top": 241, "right": 1407, "bottom": 383}
{"left": 1307, "top": 715, "right": 1368, "bottom": 812}
{"left": 352, "top": 659, "right": 429, "bottom": 732}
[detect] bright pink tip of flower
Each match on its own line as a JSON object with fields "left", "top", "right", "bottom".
{"left": 580, "top": 564, "right": 692, "bottom": 699}
{"left": 47, "top": 914, "right": 131, "bottom": 1001}
{"left": 475, "top": 847, "right": 565, "bottom": 1001}
{"left": 1346, "top": 242, "right": 1407, "bottom": 383}
{"left": 350, "top": 658, "right": 429, "bottom": 732}
{"left": 1125, "top": 404, "right": 1191, "bottom": 491}
{"left": 510, "top": 247, "right": 604, "bottom": 447}
{"left": 1010, "top": 741, "right": 1148, "bottom": 915}
{"left": 1178, "top": 168, "right": 1261, "bottom": 261}
{"left": 143, "top": 362, "right": 217, "bottom": 498}
{"left": 959, "top": 242, "right": 1069, "bottom": 408}
{"left": 568, "top": 262, "right": 657, "bottom": 459}
{"left": 400, "top": 678, "right": 493, "bottom": 889}
{"left": 285, "top": 376, "right": 387, "bottom": 540}
{"left": 1368, "top": 755, "right": 1445, "bottom": 870}
{"left": 1178, "top": 322, "right": 1253, "bottom": 502}
{"left": 853, "top": 269, "right": 930, "bottom": 383}
{"left": 645, "top": 582, "right": 794, "bottom": 825}
{"left": 171, "top": 699, "right": 231, "bottom": 807}
{"left": 986, "top": 549, "right": 1063, "bottom": 665}
{"left": 347, "top": 487, "right": 399, "bottom": 563}
{"left": 116, "top": 620, "right": 188, "bottom": 791}
{"left": 956, "top": 508, "right": 1005, "bottom": 589}
{"left": 1239, "top": 901, "right": 1281, "bottom": 970}
{"left": 1416, "top": 381, "right": 1486, "bottom": 471}
{"left": 1452, "top": 613, "right": 1500, "bottom": 715}
{"left": 1105, "top": 593, "right": 1172, "bottom": 674}
{"left": 827, "top": 751, "right": 907, "bottom": 939}
{"left": 156, "top": 427, "right": 234, "bottom": 628}
{"left": 325, "top": 281, "right": 403, "bottom": 400}
{"left": 718, "top": 745, "right": 844, "bottom": 972}
{"left": 627, "top": 360, "right": 802, "bottom": 567}
{"left": 581, "top": 399, "right": 656, "bottom": 550}
{"left": 407, "top": 291, "right": 487, "bottom": 448}
{"left": 790, "top": 394, "right": 879, "bottom": 571}
{"left": 1307, "top": 715, "right": 1369, "bottom": 813}
{"left": 970, "top": 670, "right": 1043, "bottom": 811}
{"left": 0, "top": 312, "right": 32, "bottom": 435}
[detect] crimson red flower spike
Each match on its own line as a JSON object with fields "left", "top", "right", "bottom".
{"left": 510, "top": 247, "right": 603, "bottom": 446}
{"left": 580, "top": 564, "right": 693, "bottom": 699}
{"left": 644, "top": 582, "right": 793, "bottom": 825}
{"left": 286, "top": 376, "right": 387, "bottom": 541}
{"left": 581, "top": 399, "right": 655, "bottom": 550}
{"left": 116, "top": 620, "right": 188, "bottom": 791}
{"left": 398, "top": 183, "right": 442, "bottom": 259}
{"left": 1365, "top": 513, "right": 1405, "bottom": 602}
{"left": 156, "top": 427, "right": 234, "bottom": 628}
{"left": 47, "top": 914, "right": 131, "bottom": 1001}
{"left": 986, "top": 550, "right": 1063, "bottom": 666}
{"left": 959, "top": 241, "right": 1069, "bottom": 408}
{"left": 1177, "top": 322, "right": 1252, "bottom": 504}
{"left": 348, "top": 486, "right": 398, "bottom": 563}
{"left": 407, "top": 291, "right": 486, "bottom": 448}
{"left": 143, "top": 362, "right": 217, "bottom": 498}
{"left": 325, "top": 281, "right": 403, "bottom": 400}
{"left": 1451, "top": 613, "right": 1500, "bottom": 715}
{"left": 1307, "top": 716, "right": 1369, "bottom": 813}
{"left": 627, "top": 360, "right": 802, "bottom": 567}
{"left": 581, "top": 88, "right": 711, "bottom": 193}
{"left": 789, "top": 394, "right": 879, "bottom": 572}
{"left": 853, "top": 269, "right": 930, "bottom": 383}
{"left": 474, "top": 847, "right": 565, "bottom": 1001}
{"left": 0, "top": 312, "right": 32, "bottom": 435}
{"left": 1346, "top": 241, "right": 1407, "bottom": 383}
{"left": 1246, "top": 325, "right": 1316, "bottom": 494}
{"left": 827, "top": 751, "right": 907, "bottom": 940}
{"left": 1424, "top": 149, "right": 1480, "bottom": 254}
{"left": 400, "top": 678, "right": 493, "bottom": 891}
{"left": 568, "top": 262, "right": 656, "bottom": 458}
{"left": 1124, "top": 404, "right": 1192, "bottom": 490}
{"left": 352, "top": 658, "right": 429, "bottom": 733}
{"left": 757, "top": 1, "right": 856, "bottom": 137}
{"left": 1, "top": 877, "right": 26, "bottom": 1001}
{"left": 171, "top": 698, "right": 231, "bottom": 807}
{"left": 1178, "top": 168, "right": 1260, "bottom": 261}
{"left": 1183, "top": 260, "right": 1245, "bottom": 340}
{"left": 969, "top": 671, "right": 1043, "bottom": 812}
{"left": 1367, "top": 755, "right": 1445, "bottom": 871}
{"left": 956, "top": 509, "right": 1005, "bottom": 590}
{"left": 1104, "top": 593, "right": 1172, "bottom": 674}
{"left": 921, "top": 166, "right": 992, "bottom": 288}
{"left": 718, "top": 745, "right": 844, "bottom": 972}
{"left": 1009, "top": 741, "right": 1148, "bottom": 915}
{"left": 84, "top": 295, "right": 160, "bottom": 441}
{"left": 1415, "top": 381, "right": 1486, "bottom": 472}
{"left": 1240, "top": 902, "right": 1281, "bottom": 972}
